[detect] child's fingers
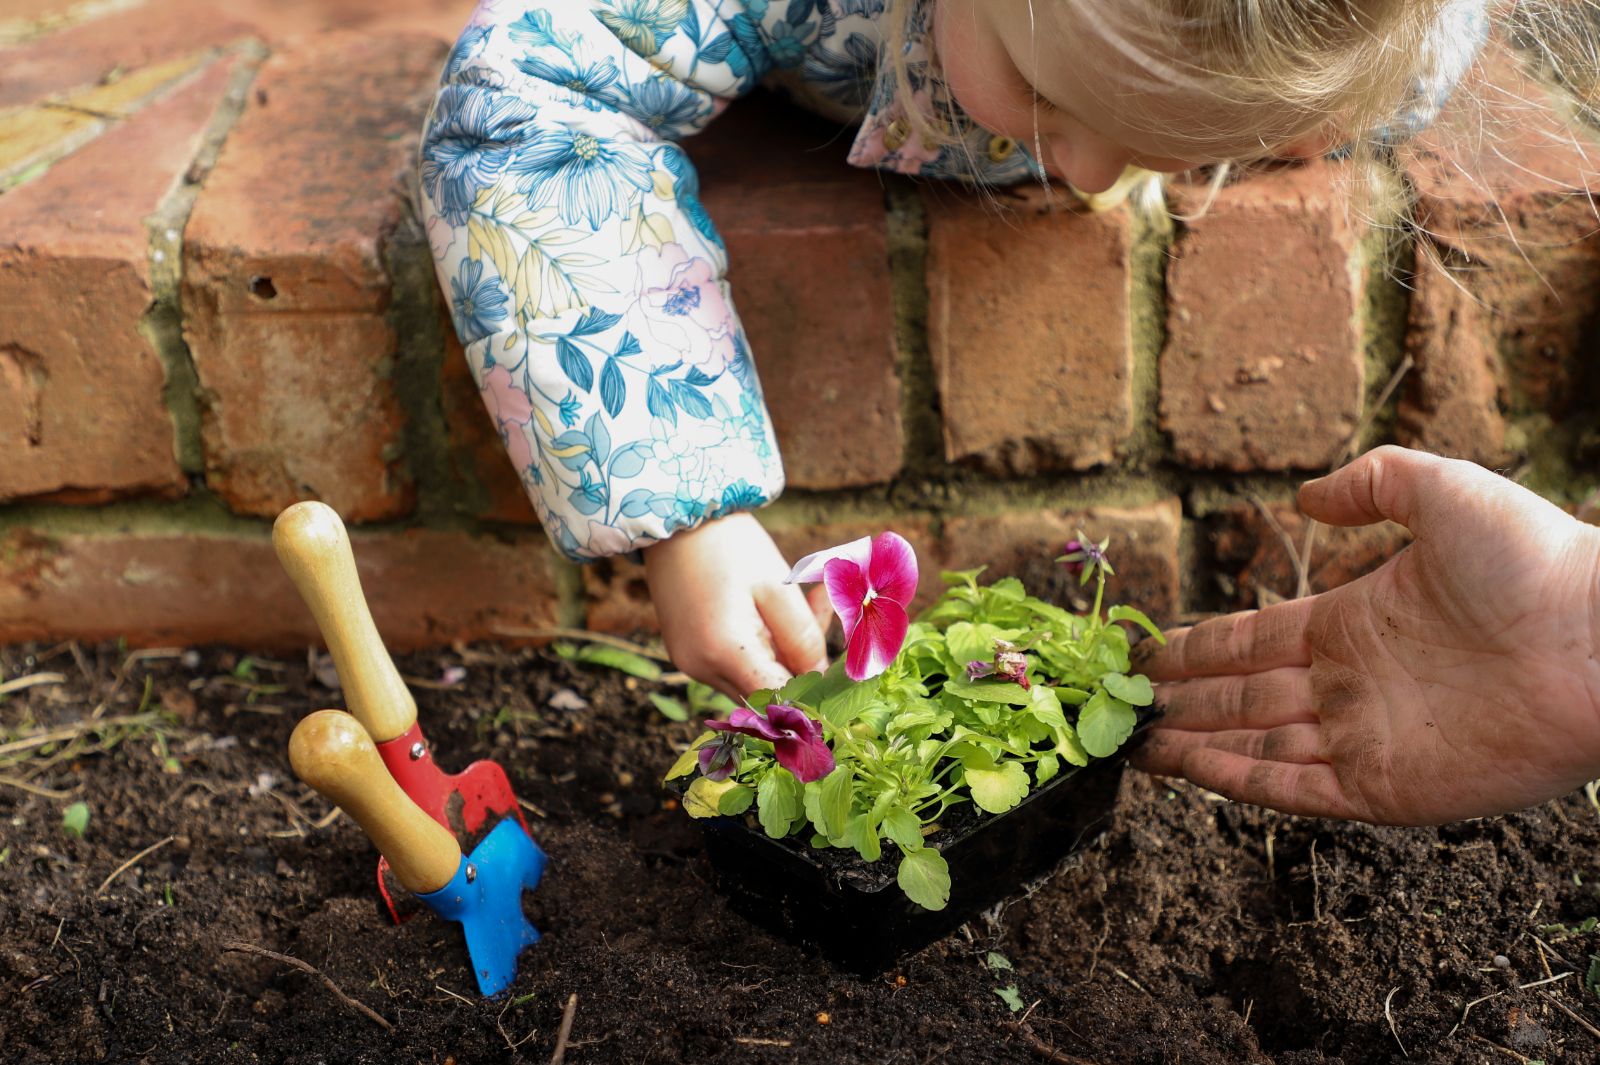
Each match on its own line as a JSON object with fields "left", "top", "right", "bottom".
{"left": 806, "top": 583, "right": 835, "bottom": 640}
{"left": 755, "top": 582, "right": 830, "bottom": 676}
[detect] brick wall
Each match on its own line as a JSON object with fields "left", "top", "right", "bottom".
{"left": 2, "top": 2, "right": 1597, "bottom": 650}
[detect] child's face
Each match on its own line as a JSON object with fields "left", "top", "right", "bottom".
{"left": 934, "top": 0, "right": 1333, "bottom": 192}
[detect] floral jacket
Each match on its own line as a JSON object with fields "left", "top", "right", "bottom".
{"left": 420, "top": 0, "right": 1487, "bottom": 562}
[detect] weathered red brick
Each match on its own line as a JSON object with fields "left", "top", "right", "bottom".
{"left": 581, "top": 514, "right": 941, "bottom": 635}
{"left": 0, "top": 524, "right": 558, "bottom": 650}
{"left": 1161, "top": 161, "right": 1363, "bottom": 470}
{"left": 698, "top": 94, "right": 902, "bottom": 491}
{"left": 0, "top": 0, "right": 254, "bottom": 107}
{"left": 0, "top": 54, "right": 243, "bottom": 503}
{"left": 1211, "top": 500, "right": 1410, "bottom": 609}
{"left": 940, "top": 499, "right": 1182, "bottom": 623}
{"left": 1401, "top": 49, "right": 1600, "bottom": 427}
{"left": 927, "top": 185, "right": 1132, "bottom": 474}
{"left": 183, "top": 32, "right": 446, "bottom": 522}
{"left": 1396, "top": 253, "right": 1509, "bottom": 465}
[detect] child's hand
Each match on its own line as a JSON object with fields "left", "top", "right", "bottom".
{"left": 1134, "top": 446, "right": 1600, "bottom": 825}
{"left": 644, "top": 513, "right": 832, "bottom": 699}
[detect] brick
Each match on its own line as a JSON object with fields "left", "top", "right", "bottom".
{"left": 0, "top": 54, "right": 243, "bottom": 503}
{"left": 698, "top": 93, "right": 902, "bottom": 490}
{"left": 183, "top": 33, "right": 446, "bottom": 521}
{"left": 1396, "top": 254, "right": 1509, "bottom": 465}
{"left": 1212, "top": 501, "right": 1409, "bottom": 609}
{"left": 0, "top": 0, "right": 253, "bottom": 107}
{"left": 1161, "top": 161, "right": 1363, "bottom": 470}
{"left": 580, "top": 514, "right": 941, "bottom": 636}
{"left": 1401, "top": 50, "right": 1600, "bottom": 428}
{"left": 0, "top": 524, "right": 558, "bottom": 651}
{"left": 928, "top": 185, "right": 1132, "bottom": 474}
{"left": 439, "top": 324, "right": 539, "bottom": 524}
{"left": 940, "top": 499, "right": 1182, "bottom": 623}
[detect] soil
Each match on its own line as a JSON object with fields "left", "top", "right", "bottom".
{"left": 4, "top": 640, "right": 1600, "bottom": 1065}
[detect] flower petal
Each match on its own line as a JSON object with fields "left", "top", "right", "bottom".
{"left": 844, "top": 597, "right": 910, "bottom": 682}
{"left": 785, "top": 535, "right": 873, "bottom": 585}
{"left": 704, "top": 707, "right": 781, "bottom": 742}
{"left": 773, "top": 735, "right": 836, "bottom": 783}
{"left": 823, "top": 557, "right": 870, "bottom": 637}
{"left": 867, "top": 531, "right": 919, "bottom": 606}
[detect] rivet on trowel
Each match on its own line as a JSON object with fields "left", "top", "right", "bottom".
{"left": 465, "top": 863, "right": 477, "bottom": 883}
{"left": 410, "top": 741, "right": 427, "bottom": 761}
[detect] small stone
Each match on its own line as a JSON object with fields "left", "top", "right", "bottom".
{"left": 1493, "top": 954, "right": 1511, "bottom": 968}
{"left": 616, "top": 771, "right": 635, "bottom": 788}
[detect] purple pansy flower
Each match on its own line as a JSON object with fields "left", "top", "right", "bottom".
{"left": 704, "top": 704, "right": 835, "bottom": 783}
{"left": 1058, "top": 532, "right": 1113, "bottom": 586}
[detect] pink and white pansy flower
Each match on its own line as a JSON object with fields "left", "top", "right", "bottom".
{"left": 787, "top": 532, "right": 919, "bottom": 682}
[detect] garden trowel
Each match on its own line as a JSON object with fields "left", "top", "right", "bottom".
{"left": 290, "top": 710, "right": 545, "bottom": 997}
{"left": 273, "top": 501, "right": 530, "bottom": 918}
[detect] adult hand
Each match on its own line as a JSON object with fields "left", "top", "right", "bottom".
{"left": 1134, "top": 446, "right": 1600, "bottom": 825}
{"left": 644, "top": 512, "right": 832, "bottom": 699}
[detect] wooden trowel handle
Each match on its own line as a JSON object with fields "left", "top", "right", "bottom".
{"left": 289, "top": 711, "right": 461, "bottom": 895}
{"left": 273, "top": 501, "right": 416, "bottom": 743}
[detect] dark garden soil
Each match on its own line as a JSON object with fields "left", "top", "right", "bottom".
{"left": 5, "top": 640, "right": 1600, "bottom": 1065}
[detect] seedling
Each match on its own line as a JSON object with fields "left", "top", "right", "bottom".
{"left": 62, "top": 801, "right": 90, "bottom": 838}
{"left": 667, "top": 531, "right": 1162, "bottom": 911}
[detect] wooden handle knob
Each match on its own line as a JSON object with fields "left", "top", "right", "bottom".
{"left": 273, "top": 501, "right": 416, "bottom": 743}
{"left": 289, "top": 710, "right": 461, "bottom": 894}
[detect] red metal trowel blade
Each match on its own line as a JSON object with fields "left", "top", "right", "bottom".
{"left": 372, "top": 723, "right": 528, "bottom": 924}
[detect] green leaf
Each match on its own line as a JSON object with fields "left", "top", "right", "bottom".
{"left": 665, "top": 730, "right": 716, "bottom": 782}
{"left": 843, "top": 812, "right": 882, "bottom": 862}
{"left": 1035, "top": 752, "right": 1060, "bottom": 786}
{"left": 719, "top": 784, "right": 754, "bottom": 816}
{"left": 882, "top": 806, "right": 923, "bottom": 850}
{"left": 62, "top": 801, "right": 90, "bottom": 838}
{"left": 896, "top": 847, "right": 950, "bottom": 911}
{"left": 819, "top": 679, "right": 883, "bottom": 729}
{"left": 1587, "top": 954, "right": 1600, "bottom": 998}
{"left": 940, "top": 567, "right": 986, "bottom": 588}
{"left": 942, "top": 677, "right": 1033, "bottom": 706}
{"left": 961, "top": 752, "right": 1031, "bottom": 814}
{"left": 1078, "top": 690, "right": 1136, "bottom": 758}
{"left": 687, "top": 682, "right": 737, "bottom": 716}
{"left": 986, "top": 951, "right": 1014, "bottom": 971}
{"left": 945, "top": 622, "right": 1000, "bottom": 670}
{"left": 1108, "top": 605, "right": 1167, "bottom": 642}
{"left": 648, "top": 693, "right": 689, "bottom": 721}
{"left": 1028, "top": 687, "right": 1067, "bottom": 730}
{"left": 572, "top": 643, "right": 662, "bottom": 681}
{"left": 1102, "top": 672, "right": 1155, "bottom": 707}
{"left": 684, "top": 777, "right": 744, "bottom": 819}
{"left": 1055, "top": 723, "right": 1090, "bottom": 767}
{"left": 994, "top": 985, "right": 1025, "bottom": 1012}
{"left": 757, "top": 768, "right": 804, "bottom": 838}
{"left": 817, "top": 767, "right": 854, "bottom": 839}
{"left": 989, "top": 578, "right": 1025, "bottom": 601}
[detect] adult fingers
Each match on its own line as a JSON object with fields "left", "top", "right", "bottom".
{"left": 1137, "top": 724, "right": 1325, "bottom": 776}
{"left": 1135, "top": 597, "right": 1314, "bottom": 681}
{"left": 1154, "top": 667, "right": 1316, "bottom": 733}
{"left": 755, "top": 582, "right": 830, "bottom": 675}
{"left": 1179, "top": 747, "right": 1357, "bottom": 820}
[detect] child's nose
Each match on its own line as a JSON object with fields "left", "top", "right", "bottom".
{"left": 1046, "top": 133, "right": 1135, "bottom": 195}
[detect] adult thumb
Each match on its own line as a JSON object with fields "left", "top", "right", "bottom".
{"left": 1297, "top": 445, "right": 1450, "bottom": 533}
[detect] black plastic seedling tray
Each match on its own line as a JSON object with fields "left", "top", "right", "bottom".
{"left": 686, "top": 719, "right": 1152, "bottom": 974}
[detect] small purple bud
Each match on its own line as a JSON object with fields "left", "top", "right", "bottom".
{"left": 697, "top": 733, "right": 741, "bottom": 781}
{"left": 966, "top": 659, "right": 995, "bottom": 682}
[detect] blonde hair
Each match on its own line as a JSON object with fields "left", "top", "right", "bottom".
{"left": 885, "top": 0, "right": 1600, "bottom": 181}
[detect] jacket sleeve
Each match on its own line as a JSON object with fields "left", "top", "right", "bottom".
{"left": 420, "top": 1, "right": 792, "bottom": 561}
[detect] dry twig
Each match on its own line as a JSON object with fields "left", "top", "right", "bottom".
{"left": 493, "top": 626, "right": 670, "bottom": 661}
{"left": 1541, "top": 991, "right": 1600, "bottom": 1041}
{"left": 550, "top": 993, "right": 578, "bottom": 1065}
{"left": 0, "top": 672, "right": 67, "bottom": 696}
{"left": 1384, "top": 986, "right": 1408, "bottom": 1058}
{"left": 1012, "top": 1021, "right": 1101, "bottom": 1065}
{"left": 221, "top": 941, "right": 392, "bottom": 1031}
{"left": 97, "top": 835, "right": 176, "bottom": 895}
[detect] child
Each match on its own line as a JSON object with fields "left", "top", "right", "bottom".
{"left": 417, "top": 0, "right": 1565, "bottom": 712}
